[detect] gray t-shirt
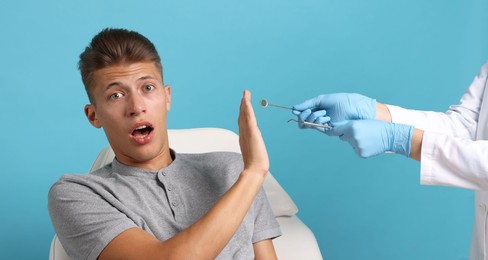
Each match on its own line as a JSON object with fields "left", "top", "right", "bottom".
{"left": 48, "top": 150, "right": 281, "bottom": 260}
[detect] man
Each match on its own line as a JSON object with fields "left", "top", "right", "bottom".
{"left": 292, "top": 61, "right": 488, "bottom": 259}
{"left": 48, "top": 28, "right": 281, "bottom": 260}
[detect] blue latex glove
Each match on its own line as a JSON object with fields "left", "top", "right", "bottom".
{"left": 326, "top": 120, "right": 414, "bottom": 158}
{"left": 292, "top": 93, "right": 377, "bottom": 129}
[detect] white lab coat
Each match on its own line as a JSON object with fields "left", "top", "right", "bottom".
{"left": 386, "top": 61, "right": 488, "bottom": 260}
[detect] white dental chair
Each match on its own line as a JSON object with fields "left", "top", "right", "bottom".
{"left": 49, "top": 128, "right": 323, "bottom": 260}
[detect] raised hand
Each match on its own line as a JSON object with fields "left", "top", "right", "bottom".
{"left": 238, "top": 90, "right": 269, "bottom": 177}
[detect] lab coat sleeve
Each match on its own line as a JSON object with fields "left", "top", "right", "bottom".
{"left": 385, "top": 61, "right": 488, "bottom": 190}
{"left": 421, "top": 132, "right": 488, "bottom": 190}
{"left": 385, "top": 61, "right": 488, "bottom": 139}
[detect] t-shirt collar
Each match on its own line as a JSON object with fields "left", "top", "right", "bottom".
{"left": 111, "top": 149, "right": 178, "bottom": 177}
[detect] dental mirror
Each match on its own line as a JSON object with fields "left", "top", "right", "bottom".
{"left": 260, "top": 99, "right": 292, "bottom": 110}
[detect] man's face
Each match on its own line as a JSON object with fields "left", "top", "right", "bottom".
{"left": 84, "top": 62, "right": 172, "bottom": 169}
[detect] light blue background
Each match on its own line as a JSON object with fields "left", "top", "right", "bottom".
{"left": 1, "top": 0, "right": 487, "bottom": 259}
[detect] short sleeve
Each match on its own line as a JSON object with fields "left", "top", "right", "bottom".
{"left": 251, "top": 187, "right": 282, "bottom": 243}
{"left": 48, "top": 175, "right": 137, "bottom": 260}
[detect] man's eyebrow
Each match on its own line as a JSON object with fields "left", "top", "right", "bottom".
{"left": 103, "top": 76, "right": 157, "bottom": 90}
{"left": 137, "top": 75, "right": 157, "bottom": 82}
{"left": 105, "top": 81, "right": 123, "bottom": 90}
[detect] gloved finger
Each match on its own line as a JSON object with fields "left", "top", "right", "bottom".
{"left": 297, "top": 109, "right": 312, "bottom": 122}
{"left": 297, "top": 109, "right": 312, "bottom": 129}
{"left": 314, "top": 127, "right": 328, "bottom": 134}
{"left": 293, "top": 108, "right": 320, "bottom": 116}
{"left": 314, "top": 116, "right": 331, "bottom": 125}
{"left": 325, "top": 121, "right": 348, "bottom": 136}
{"left": 293, "top": 96, "right": 321, "bottom": 111}
{"left": 305, "top": 110, "right": 327, "bottom": 124}
{"left": 309, "top": 116, "right": 331, "bottom": 134}
{"left": 339, "top": 133, "right": 349, "bottom": 141}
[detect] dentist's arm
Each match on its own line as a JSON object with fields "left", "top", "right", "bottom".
{"left": 294, "top": 95, "right": 424, "bottom": 160}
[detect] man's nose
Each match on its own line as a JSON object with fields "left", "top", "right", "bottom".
{"left": 126, "top": 93, "right": 147, "bottom": 117}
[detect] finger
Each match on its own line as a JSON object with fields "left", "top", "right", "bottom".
{"left": 306, "top": 110, "right": 327, "bottom": 124}
{"left": 325, "top": 121, "right": 348, "bottom": 136}
{"left": 311, "top": 116, "right": 331, "bottom": 134}
{"left": 293, "top": 96, "right": 321, "bottom": 111}
{"left": 240, "top": 90, "right": 255, "bottom": 120}
{"left": 314, "top": 126, "right": 328, "bottom": 134}
{"left": 239, "top": 93, "right": 246, "bottom": 124}
{"left": 239, "top": 90, "right": 256, "bottom": 129}
{"left": 239, "top": 90, "right": 261, "bottom": 144}
{"left": 314, "top": 116, "right": 331, "bottom": 125}
{"left": 297, "top": 109, "right": 311, "bottom": 122}
{"left": 294, "top": 109, "right": 312, "bottom": 129}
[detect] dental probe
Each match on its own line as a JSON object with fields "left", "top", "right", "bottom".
{"left": 287, "top": 119, "right": 333, "bottom": 129}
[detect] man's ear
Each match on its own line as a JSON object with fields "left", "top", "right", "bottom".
{"left": 84, "top": 104, "right": 102, "bottom": 128}
{"left": 164, "top": 85, "right": 171, "bottom": 111}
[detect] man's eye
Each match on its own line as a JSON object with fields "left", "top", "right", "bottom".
{"left": 110, "top": 92, "right": 123, "bottom": 99}
{"left": 144, "top": 85, "right": 155, "bottom": 91}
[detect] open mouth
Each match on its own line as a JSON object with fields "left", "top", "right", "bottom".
{"left": 131, "top": 124, "right": 154, "bottom": 139}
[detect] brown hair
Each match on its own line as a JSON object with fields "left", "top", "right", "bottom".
{"left": 79, "top": 28, "right": 163, "bottom": 103}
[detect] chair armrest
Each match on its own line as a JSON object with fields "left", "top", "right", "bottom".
{"left": 273, "top": 216, "right": 323, "bottom": 260}
{"left": 50, "top": 235, "right": 71, "bottom": 260}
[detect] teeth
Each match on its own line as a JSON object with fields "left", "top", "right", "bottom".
{"left": 135, "top": 125, "right": 148, "bottom": 130}
{"left": 134, "top": 133, "right": 149, "bottom": 139}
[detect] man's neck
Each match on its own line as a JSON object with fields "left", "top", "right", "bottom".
{"left": 115, "top": 148, "right": 174, "bottom": 170}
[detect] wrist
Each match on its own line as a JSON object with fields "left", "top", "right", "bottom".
{"left": 409, "top": 128, "right": 423, "bottom": 161}
{"left": 390, "top": 123, "right": 414, "bottom": 157}
{"left": 360, "top": 96, "right": 377, "bottom": 120}
{"left": 240, "top": 169, "right": 267, "bottom": 184}
{"left": 376, "top": 102, "right": 392, "bottom": 122}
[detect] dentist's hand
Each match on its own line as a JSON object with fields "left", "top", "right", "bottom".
{"left": 292, "top": 93, "right": 377, "bottom": 129}
{"left": 326, "top": 120, "right": 414, "bottom": 158}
